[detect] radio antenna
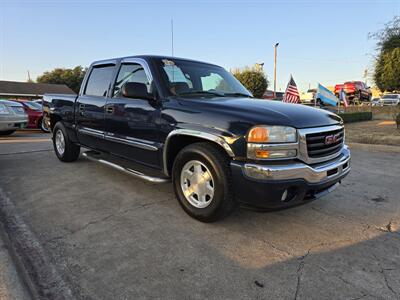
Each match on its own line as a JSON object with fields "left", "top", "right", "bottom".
{"left": 171, "top": 19, "right": 174, "bottom": 57}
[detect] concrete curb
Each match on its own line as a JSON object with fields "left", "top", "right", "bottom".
{"left": 0, "top": 189, "right": 74, "bottom": 300}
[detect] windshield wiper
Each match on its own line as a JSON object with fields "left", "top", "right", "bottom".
{"left": 223, "top": 92, "right": 253, "bottom": 98}
{"left": 178, "top": 90, "right": 225, "bottom": 97}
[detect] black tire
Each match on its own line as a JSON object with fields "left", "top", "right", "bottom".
{"left": 0, "top": 130, "right": 15, "bottom": 136}
{"left": 172, "top": 142, "right": 237, "bottom": 222}
{"left": 52, "top": 122, "right": 80, "bottom": 162}
{"left": 39, "top": 118, "right": 50, "bottom": 133}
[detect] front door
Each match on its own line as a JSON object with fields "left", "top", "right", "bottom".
{"left": 104, "top": 59, "right": 161, "bottom": 168}
{"left": 76, "top": 63, "right": 115, "bottom": 150}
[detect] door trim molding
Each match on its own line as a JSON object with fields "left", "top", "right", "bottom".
{"left": 105, "top": 134, "right": 158, "bottom": 151}
{"left": 78, "top": 127, "right": 105, "bottom": 138}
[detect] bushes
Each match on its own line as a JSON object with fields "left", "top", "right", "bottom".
{"left": 338, "top": 112, "right": 373, "bottom": 123}
{"left": 232, "top": 67, "right": 268, "bottom": 98}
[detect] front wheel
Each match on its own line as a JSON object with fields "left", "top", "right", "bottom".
{"left": 172, "top": 142, "right": 237, "bottom": 222}
{"left": 53, "top": 122, "right": 80, "bottom": 162}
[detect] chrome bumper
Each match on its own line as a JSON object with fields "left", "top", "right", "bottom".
{"left": 243, "top": 146, "right": 351, "bottom": 183}
{"left": 0, "top": 116, "right": 28, "bottom": 130}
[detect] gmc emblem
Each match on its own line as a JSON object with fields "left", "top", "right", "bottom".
{"left": 325, "top": 134, "right": 340, "bottom": 145}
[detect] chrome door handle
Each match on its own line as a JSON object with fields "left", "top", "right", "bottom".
{"left": 106, "top": 106, "right": 114, "bottom": 114}
{"left": 78, "top": 104, "right": 85, "bottom": 116}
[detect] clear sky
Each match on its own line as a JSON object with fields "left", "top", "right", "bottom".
{"left": 0, "top": 0, "right": 399, "bottom": 92}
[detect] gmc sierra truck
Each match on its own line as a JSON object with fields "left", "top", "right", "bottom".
{"left": 43, "top": 55, "right": 351, "bottom": 222}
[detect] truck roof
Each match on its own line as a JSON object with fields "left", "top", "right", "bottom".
{"left": 91, "top": 55, "right": 220, "bottom": 68}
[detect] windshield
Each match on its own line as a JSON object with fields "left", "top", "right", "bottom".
{"left": 155, "top": 58, "right": 252, "bottom": 98}
{"left": 24, "top": 101, "right": 42, "bottom": 110}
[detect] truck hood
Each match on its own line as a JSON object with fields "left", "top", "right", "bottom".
{"left": 174, "top": 97, "right": 342, "bottom": 129}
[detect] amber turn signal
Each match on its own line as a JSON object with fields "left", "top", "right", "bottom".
{"left": 248, "top": 127, "right": 269, "bottom": 143}
{"left": 255, "top": 149, "right": 270, "bottom": 158}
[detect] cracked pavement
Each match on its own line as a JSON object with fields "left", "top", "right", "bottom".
{"left": 0, "top": 134, "right": 399, "bottom": 299}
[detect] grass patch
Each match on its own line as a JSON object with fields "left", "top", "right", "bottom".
{"left": 345, "top": 120, "right": 400, "bottom": 146}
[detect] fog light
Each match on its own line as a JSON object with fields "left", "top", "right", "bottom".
{"left": 281, "top": 189, "right": 288, "bottom": 202}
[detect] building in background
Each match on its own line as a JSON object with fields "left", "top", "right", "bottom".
{"left": 0, "top": 80, "right": 75, "bottom": 100}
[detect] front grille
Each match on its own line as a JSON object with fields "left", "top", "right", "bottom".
{"left": 306, "top": 128, "right": 344, "bottom": 158}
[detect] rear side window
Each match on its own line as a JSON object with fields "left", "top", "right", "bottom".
{"left": 85, "top": 65, "right": 115, "bottom": 97}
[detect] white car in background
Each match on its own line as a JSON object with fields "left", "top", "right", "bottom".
{"left": 0, "top": 100, "right": 28, "bottom": 135}
{"left": 381, "top": 94, "right": 400, "bottom": 106}
{"left": 300, "top": 88, "right": 317, "bottom": 105}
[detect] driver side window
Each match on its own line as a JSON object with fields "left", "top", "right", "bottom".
{"left": 113, "top": 63, "right": 150, "bottom": 97}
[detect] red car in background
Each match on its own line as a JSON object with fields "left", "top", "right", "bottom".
{"left": 12, "top": 100, "right": 49, "bottom": 132}
{"left": 334, "top": 81, "right": 371, "bottom": 102}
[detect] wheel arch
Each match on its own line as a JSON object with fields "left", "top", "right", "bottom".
{"left": 163, "top": 130, "right": 235, "bottom": 177}
{"left": 49, "top": 113, "right": 62, "bottom": 131}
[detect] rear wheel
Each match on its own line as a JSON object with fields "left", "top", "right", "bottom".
{"left": 0, "top": 130, "right": 15, "bottom": 136}
{"left": 172, "top": 142, "right": 236, "bottom": 222}
{"left": 53, "top": 122, "right": 80, "bottom": 162}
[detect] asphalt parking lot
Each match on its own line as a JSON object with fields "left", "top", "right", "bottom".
{"left": 0, "top": 130, "right": 400, "bottom": 299}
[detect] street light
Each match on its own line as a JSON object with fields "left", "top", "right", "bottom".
{"left": 255, "top": 62, "right": 264, "bottom": 72}
{"left": 273, "top": 43, "right": 279, "bottom": 98}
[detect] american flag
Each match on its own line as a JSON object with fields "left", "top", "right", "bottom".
{"left": 283, "top": 76, "right": 300, "bottom": 103}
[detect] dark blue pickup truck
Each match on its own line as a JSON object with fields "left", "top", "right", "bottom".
{"left": 43, "top": 55, "right": 350, "bottom": 222}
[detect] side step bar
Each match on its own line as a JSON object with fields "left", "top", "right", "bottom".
{"left": 82, "top": 152, "right": 169, "bottom": 183}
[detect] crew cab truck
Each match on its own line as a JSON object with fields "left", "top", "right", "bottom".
{"left": 43, "top": 55, "right": 351, "bottom": 222}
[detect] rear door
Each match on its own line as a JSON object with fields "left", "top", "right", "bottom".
{"left": 104, "top": 58, "right": 161, "bottom": 168}
{"left": 75, "top": 62, "right": 116, "bottom": 150}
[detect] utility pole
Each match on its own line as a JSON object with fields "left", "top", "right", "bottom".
{"left": 273, "top": 43, "right": 279, "bottom": 98}
{"left": 363, "top": 69, "right": 368, "bottom": 86}
{"left": 27, "top": 70, "right": 32, "bottom": 82}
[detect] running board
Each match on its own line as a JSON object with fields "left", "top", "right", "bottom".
{"left": 82, "top": 151, "right": 169, "bottom": 183}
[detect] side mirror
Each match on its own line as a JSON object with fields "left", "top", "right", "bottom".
{"left": 121, "top": 82, "right": 153, "bottom": 100}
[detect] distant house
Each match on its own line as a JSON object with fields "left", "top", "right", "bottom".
{"left": 0, "top": 80, "right": 75, "bottom": 100}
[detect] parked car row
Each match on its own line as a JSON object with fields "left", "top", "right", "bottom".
{"left": 0, "top": 99, "right": 49, "bottom": 135}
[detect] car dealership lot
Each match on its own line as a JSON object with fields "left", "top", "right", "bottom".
{"left": 0, "top": 132, "right": 400, "bottom": 299}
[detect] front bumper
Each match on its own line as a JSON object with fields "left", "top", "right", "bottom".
{"left": 0, "top": 116, "right": 28, "bottom": 131}
{"left": 231, "top": 146, "right": 351, "bottom": 209}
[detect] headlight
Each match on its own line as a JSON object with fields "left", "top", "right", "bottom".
{"left": 247, "top": 126, "right": 298, "bottom": 160}
{"left": 247, "top": 126, "right": 297, "bottom": 143}
{"left": 0, "top": 104, "right": 10, "bottom": 114}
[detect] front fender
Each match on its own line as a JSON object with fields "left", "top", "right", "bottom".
{"left": 162, "top": 126, "right": 246, "bottom": 176}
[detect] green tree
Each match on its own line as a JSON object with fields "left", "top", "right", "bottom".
{"left": 232, "top": 67, "right": 268, "bottom": 98}
{"left": 371, "top": 16, "right": 400, "bottom": 92}
{"left": 369, "top": 16, "right": 400, "bottom": 53}
{"left": 37, "top": 66, "right": 86, "bottom": 93}
{"left": 374, "top": 48, "right": 400, "bottom": 92}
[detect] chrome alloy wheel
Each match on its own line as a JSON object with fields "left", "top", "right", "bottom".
{"left": 55, "top": 130, "right": 65, "bottom": 156}
{"left": 180, "top": 160, "right": 215, "bottom": 208}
